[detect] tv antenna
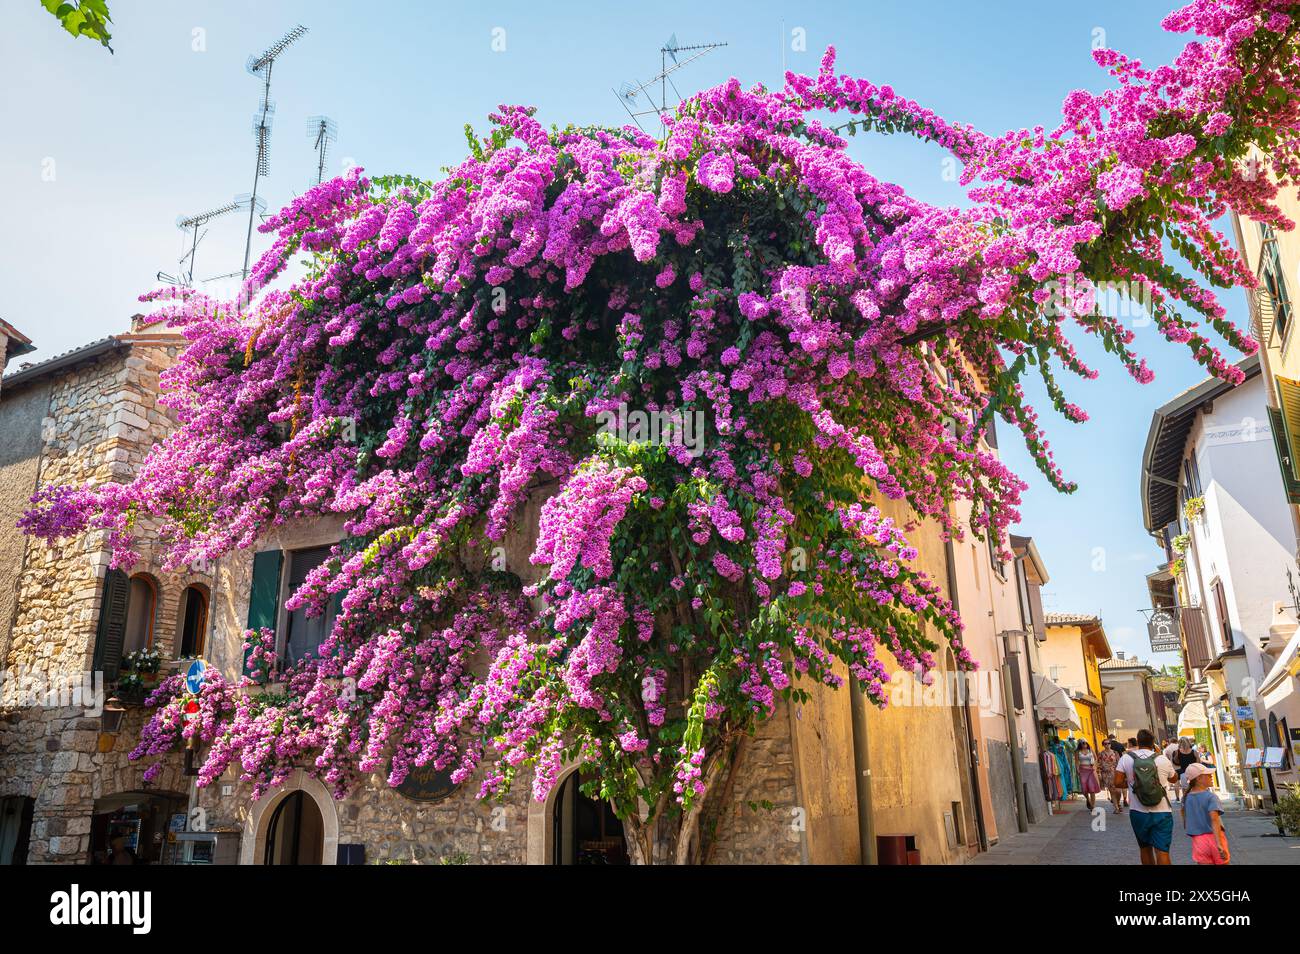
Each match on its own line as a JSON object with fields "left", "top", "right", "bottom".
{"left": 241, "top": 24, "right": 309, "bottom": 283}
{"left": 613, "top": 35, "right": 726, "bottom": 134}
{"left": 157, "top": 198, "right": 258, "bottom": 287}
{"left": 307, "top": 115, "right": 338, "bottom": 185}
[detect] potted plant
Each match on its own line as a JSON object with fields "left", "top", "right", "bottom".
{"left": 117, "top": 671, "right": 146, "bottom": 703}
{"left": 136, "top": 648, "right": 162, "bottom": 687}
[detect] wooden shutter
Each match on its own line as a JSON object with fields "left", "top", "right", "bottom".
{"left": 1006, "top": 651, "right": 1025, "bottom": 711}
{"left": 1181, "top": 606, "right": 1214, "bottom": 671}
{"left": 1271, "top": 380, "right": 1300, "bottom": 503}
{"left": 1211, "top": 581, "right": 1231, "bottom": 651}
{"left": 245, "top": 549, "right": 283, "bottom": 679}
{"left": 92, "top": 569, "right": 132, "bottom": 680}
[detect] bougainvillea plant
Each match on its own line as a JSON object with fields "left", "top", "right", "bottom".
{"left": 21, "top": 0, "right": 1300, "bottom": 863}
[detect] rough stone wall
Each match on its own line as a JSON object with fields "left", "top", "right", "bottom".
{"left": 704, "top": 698, "right": 803, "bottom": 864}
{"left": 0, "top": 337, "right": 206, "bottom": 864}
{"left": 0, "top": 377, "right": 50, "bottom": 665}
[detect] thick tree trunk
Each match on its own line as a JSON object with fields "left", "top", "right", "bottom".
{"left": 621, "top": 731, "right": 744, "bottom": 864}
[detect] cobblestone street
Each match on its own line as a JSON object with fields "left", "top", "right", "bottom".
{"left": 974, "top": 794, "right": 1300, "bottom": 865}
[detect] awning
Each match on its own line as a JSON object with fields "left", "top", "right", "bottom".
{"left": 1178, "top": 698, "right": 1209, "bottom": 733}
{"left": 1261, "top": 625, "right": 1300, "bottom": 710}
{"left": 1034, "top": 673, "right": 1082, "bottom": 729}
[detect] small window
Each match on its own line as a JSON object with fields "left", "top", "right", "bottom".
{"left": 123, "top": 575, "right": 156, "bottom": 655}
{"left": 1259, "top": 224, "right": 1292, "bottom": 339}
{"left": 282, "top": 546, "right": 338, "bottom": 665}
{"left": 178, "top": 585, "right": 208, "bottom": 658}
{"left": 988, "top": 532, "right": 1005, "bottom": 580}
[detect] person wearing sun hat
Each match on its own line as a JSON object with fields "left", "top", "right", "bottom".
{"left": 1181, "top": 763, "right": 1229, "bottom": 865}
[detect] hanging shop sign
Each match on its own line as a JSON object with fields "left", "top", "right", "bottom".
{"left": 1145, "top": 608, "right": 1181, "bottom": 654}
{"left": 392, "top": 760, "right": 458, "bottom": 802}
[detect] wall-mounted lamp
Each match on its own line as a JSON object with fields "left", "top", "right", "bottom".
{"left": 101, "top": 695, "right": 125, "bottom": 735}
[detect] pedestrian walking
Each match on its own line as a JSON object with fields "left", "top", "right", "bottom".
{"left": 1172, "top": 737, "right": 1199, "bottom": 803}
{"left": 1115, "top": 729, "right": 1178, "bottom": 865}
{"left": 1076, "top": 740, "right": 1101, "bottom": 810}
{"left": 1098, "top": 740, "right": 1123, "bottom": 813}
{"left": 1181, "top": 764, "right": 1229, "bottom": 865}
{"left": 1161, "top": 738, "right": 1181, "bottom": 803}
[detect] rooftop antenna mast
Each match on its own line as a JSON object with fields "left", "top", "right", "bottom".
{"left": 162, "top": 200, "right": 244, "bottom": 287}
{"left": 307, "top": 115, "right": 338, "bottom": 185}
{"left": 241, "top": 24, "right": 309, "bottom": 283}
{"left": 614, "top": 35, "right": 726, "bottom": 135}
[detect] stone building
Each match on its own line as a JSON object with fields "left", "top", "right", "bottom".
{"left": 0, "top": 318, "right": 35, "bottom": 387}
{"left": 0, "top": 318, "right": 1059, "bottom": 866}
{"left": 0, "top": 318, "right": 209, "bottom": 865}
{"left": 1099, "top": 652, "right": 1173, "bottom": 739}
{"left": 184, "top": 495, "right": 984, "bottom": 865}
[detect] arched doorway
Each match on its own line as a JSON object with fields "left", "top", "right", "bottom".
{"left": 551, "top": 770, "right": 627, "bottom": 865}
{"left": 263, "top": 790, "right": 324, "bottom": 865}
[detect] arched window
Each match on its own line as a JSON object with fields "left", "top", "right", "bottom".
{"left": 123, "top": 575, "right": 156, "bottom": 655}
{"left": 178, "top": 585, "right": 208, "bottom": 658}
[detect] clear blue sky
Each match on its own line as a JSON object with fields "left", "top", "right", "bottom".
{"left": 2, "top": 1, "right": 1236, "bottom": 664}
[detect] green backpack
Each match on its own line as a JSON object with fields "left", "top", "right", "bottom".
{"left": 1130, "top": 754, "right": 1167, "bottom": 807}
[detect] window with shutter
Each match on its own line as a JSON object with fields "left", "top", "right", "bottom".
{"left": 92, "top": 569, "right": 132, "bottom": 681}
{"left": 1006, "top": 651, "right": 1025, "bottom": 711}
{"left": 1211, "top": 580, "right": 1231, "bottom": 651}
{"left": 284, "top": 545, "right": 338, "bottom": 665}
{"left": 1271, "top": 379, "right": 1300, "bottom": 503}
{"left": 245, "top": 549, "right": 283, "bottom": 681}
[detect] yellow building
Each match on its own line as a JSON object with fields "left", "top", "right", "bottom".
{"left": 1040, "top": 614, "right": 1114, "bottom": 752}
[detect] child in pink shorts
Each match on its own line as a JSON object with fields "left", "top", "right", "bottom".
{"left": 1181, "top": 763, "right": 1229, "bottom": 865}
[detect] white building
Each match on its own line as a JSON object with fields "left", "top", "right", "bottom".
{"left": 1141, "top": 355, "right": 1299, "bottom": 803}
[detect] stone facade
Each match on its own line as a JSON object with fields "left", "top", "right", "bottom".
{"left": 0, "top": 328, "right": 208, "bottom": 864}
{"left": 0, "top": 323, "right": 1066, "bottom": 866}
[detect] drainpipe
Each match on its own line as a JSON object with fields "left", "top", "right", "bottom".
{"left": 945, "top": 537, "right": 988, "bottom": 852}
{"left": 849, "top": 677, "right": 876, "bottom": 864}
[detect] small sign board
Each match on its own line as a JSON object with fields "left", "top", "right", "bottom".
{"left": 1244, "top": 747, "right": 1263, "bottom": 768}
{"left": 1264, "top": 747, "right": 1286, "bottom": 769}
{"left": 393, "top": 761, "right": 458, "bottom": 802}
{"left": 184, "top": 659, "right": 208, "bottom": 695}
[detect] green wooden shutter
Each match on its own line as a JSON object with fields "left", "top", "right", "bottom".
{"left": 1267, "top": 405, "right": 1300, "bottom": 504}
{"left": 92, "top": 569, "right": 132, "bottom": 681}
{"left": 245, "top": 549, "right": 283, "bottom": 680}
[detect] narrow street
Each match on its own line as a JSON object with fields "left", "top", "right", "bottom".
{"left": 974, "top": 794, "right": 1300, "bottom": 865}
